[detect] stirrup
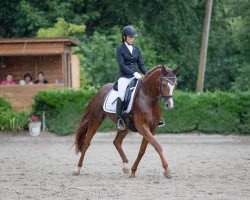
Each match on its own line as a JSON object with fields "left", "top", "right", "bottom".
{"left": 117, "top": 118, "right": 125, "bottom": 130}
{"left": 158, "top": 117, "right": 165, "bottom": 127}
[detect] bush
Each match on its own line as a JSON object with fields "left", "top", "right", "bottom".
{"left": 47, "top": 102, "right": 86, "bottom": 136}
{"left": 0, "top": 97, "right": 30, "bottom": 131}
{"left": 0, "top": 111, "right": 30, "bottom": 131}
{"left": 236, "top": 91, "right": 250, "bottom": 134}
{"left": 32, "top": 88, "right": 96, "bottom": 135}
{"left": 0, "top": 96, "right": 12, "bottom": 113}
{"left": 196, "top": 92, "right": 241, "bottom": 133}
{"left": 32, "top": 89, "right": 250, "bottom": 135}
{"left": 158, "top": 92, "right": 198, "bottom": 133}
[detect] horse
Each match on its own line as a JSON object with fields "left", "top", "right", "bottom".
{"left": 74, "top": 65, "right": 180, "bottom": 178}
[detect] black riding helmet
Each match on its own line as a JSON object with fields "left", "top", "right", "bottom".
{"left": 122, "top": 26, "right": 138, "bottom": 37}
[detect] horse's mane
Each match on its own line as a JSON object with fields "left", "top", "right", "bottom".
{"left": 143, "top": 65, "right": 164, "bottom": 79}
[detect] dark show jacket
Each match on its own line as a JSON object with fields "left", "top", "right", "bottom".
{"left": 34, "top": 80, "right": 48, "bottom": 84}
{"left": 116, "top": 43, "right": 147, "bottom": 78}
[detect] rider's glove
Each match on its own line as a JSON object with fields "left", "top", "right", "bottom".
{"left": 133, "top": 72, "right": 142, "bottom": 79}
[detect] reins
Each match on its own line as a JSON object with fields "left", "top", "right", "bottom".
{"left": 141, "top": 75, "right": 176, "bottom": 101}
{"left": 141, "top": 81, "right": 162, "bottom": 101}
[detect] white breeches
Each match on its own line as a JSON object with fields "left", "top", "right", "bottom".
{"left": 117, "top": 77, "right": 135, "bottom": 101}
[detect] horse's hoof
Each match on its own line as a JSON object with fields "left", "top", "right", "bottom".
{"left": 129, "top": 172, "right": 136, "bottom": 179}
{"left": 122, "top": 167, "right": 130, "bottom": 174}
{"left": 122, "top": 163, "right": 130, "bottom": 174}
{"left": 73, "top": 170, "right": 80, "bottom": 176}
{"left": 164, "top": 169, "right": 172, "bottom": 178}
{"left": 73, "top": 167, "right": 81, "bottom": 176}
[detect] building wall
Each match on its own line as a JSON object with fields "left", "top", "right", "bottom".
{"left": 0, "top": 84, "right": 64, "bottom": 111}
{"left": 0, "top": 55, "right": 62, "bottom": 84}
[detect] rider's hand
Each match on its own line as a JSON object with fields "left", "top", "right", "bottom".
{"left": 133, "top": 72, "right": 142, "bottom": 79}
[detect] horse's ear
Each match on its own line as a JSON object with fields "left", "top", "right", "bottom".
{"left": 173, "top": 66, "right": 180, "bottom": 74}
{"left": 161, "top": 65, "right": 169, "bottom": 75}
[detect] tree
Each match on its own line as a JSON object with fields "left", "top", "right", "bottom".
{"left": 37, "top": 18, "right": 85, "bottom": 38}
{"left": 1, "top": 0, "right": 249, "bottom": 91}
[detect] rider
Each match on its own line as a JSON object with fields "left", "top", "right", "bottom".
{"left": 116, "top": 25, "right": 165, "bottom": 130}
{"left": 116, "top": 25, "right": 147, "bottom": 130}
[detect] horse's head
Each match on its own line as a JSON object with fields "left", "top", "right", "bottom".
{"left": 142, "top": 65, "right": 180, "bottom": 109}
{"left": 160, "top": 66, "right": 180, "bottom": 109}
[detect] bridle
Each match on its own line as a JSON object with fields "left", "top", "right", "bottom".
{"left": 141, "top": 75, "right": 177, "bottom": 101}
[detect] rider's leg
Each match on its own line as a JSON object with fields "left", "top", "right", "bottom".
{"left": 116, "top": 97, "right": 125, "bottom": 130}
{"left": 117, "top": 77, "right": 134, "bottom": 130}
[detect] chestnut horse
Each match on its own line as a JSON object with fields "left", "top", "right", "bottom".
{"left": 74, "top": 65, "right": 180, "bottom": 178}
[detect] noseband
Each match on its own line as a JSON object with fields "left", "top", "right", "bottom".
{"left": 142, "top": 75, "right": 177, "bottom": 101}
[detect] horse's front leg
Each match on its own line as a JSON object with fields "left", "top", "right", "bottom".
{"left": 137, "top": 126, "right": 171, "bottom": 178}
{"left": 130, "top": 137, "right": 148, "bottom": 178}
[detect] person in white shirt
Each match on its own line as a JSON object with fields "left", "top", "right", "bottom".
{"left": 19, "top": 73, "right": 33, "bottom": 85}
{"left": 115, "top": 25, "right": 147, "bottom": 130}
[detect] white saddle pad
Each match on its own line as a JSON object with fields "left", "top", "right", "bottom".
{"left": 103, "top": 82, "right": 139, "bottom": 114}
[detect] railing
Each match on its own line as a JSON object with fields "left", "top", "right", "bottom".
{"left": 0, "top": 84, "right": 64, "bottom": 111}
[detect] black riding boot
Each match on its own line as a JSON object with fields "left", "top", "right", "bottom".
{"left": 116, "top": 97, "right": 125, "bottom": 130}
{"left": 158, "top": 117, "right": 165, "bottom": 127}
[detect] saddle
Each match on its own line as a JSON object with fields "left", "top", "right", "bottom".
{"left": 103, "top": 79, "right": 139, "bottom": 132}
{"left": 103, "top": 79, "right": 139, "bottom": 114}
{"left": 124, "top": 79, "right": 138, "bottom": 111}
{"left": 122, "top": 79, "right": 139, "bottom": 132}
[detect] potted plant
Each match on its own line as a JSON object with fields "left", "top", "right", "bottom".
{"left": 28, "top": 115, "right": 41, "bottom": 136}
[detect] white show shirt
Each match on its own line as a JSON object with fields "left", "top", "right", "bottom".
{"left": 125, "top": 42, "right": 133, "bottom": 54}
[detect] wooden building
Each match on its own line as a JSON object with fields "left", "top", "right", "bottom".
{"left": 0, "top": 38, "right": 80, "bottom": 111}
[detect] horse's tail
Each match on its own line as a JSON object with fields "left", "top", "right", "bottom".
{"left": 75, "top": 84, "right": 112, "bottom": 154}
{"left": 75, "top": 95, "right": 95, "bottom": 154}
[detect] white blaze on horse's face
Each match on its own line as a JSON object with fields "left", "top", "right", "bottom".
{"left": 165, "top": 82, "right": 175, "bottom": 109}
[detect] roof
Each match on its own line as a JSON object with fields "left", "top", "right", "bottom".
{"left": 0, "top": 37, "right": 80, "bottom": 46}
{"left": 0, "top": 37, "right": 80, "bottom": 56}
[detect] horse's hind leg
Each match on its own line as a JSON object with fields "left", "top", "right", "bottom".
{"left": 74, "top": 119, "right": 104, "bottom": 175}
{"left": 113, "top": 129, "right": 129, "bottom": 174}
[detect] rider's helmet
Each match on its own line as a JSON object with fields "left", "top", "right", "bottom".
{"left": 122, "top": 26, "right": 138, "bottom": 38}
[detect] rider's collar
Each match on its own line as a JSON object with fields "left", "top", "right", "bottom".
{"left": 125, "top": 42, "right": 132, "bottom": 46}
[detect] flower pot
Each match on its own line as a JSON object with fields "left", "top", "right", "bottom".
{"left": 28, "top": 121, "right": 42, "bottom": 136}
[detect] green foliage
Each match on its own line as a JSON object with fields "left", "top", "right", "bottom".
{"left": 32, "top": 89, "right": 250, "bottom": 135}
{"left": 0, "top": 0, "right": 24, "bottom": 37}
{"left": 1, "top": 111, "right": 30, "bottom": 131}
{"left": 159, "top": 91, "right": 250, "bottom": 134}
{"left": 47, "top": 102, "right": 84, "bottom": 136}
{"left": 196, "top": 92, "right": 240, "bottom": 133}
{"left": 37, "top": 18, "right": 85, "bottom": 38}
{"left": 205, "top": 0, "right": 249, "bottom": 91}
{"left": 32, "top": 88, "right": 96, "bottom": 135}
{"left": 1, "top": 0, "right": 249, "bottom": 92}
{"left": 76, "top": 28, "right": 120, "bottom": 87}
{"left": 236, "top": 91, "right": 250, "bottom": 133}
{"left": 231, "top": 63, "right": 250, "bottom": 92}
{"left": 33, "top": 88, "right": 96, "bottom": 112}
{"left": 0, "top": 97, "right": 12, "bottom": 113}
{"left": 77, "top": 25, "right": 165, "bottom": 87}
{"left": 0, "top": 97, "right": 30, "bottom": 131}
{"left": 159, "top": 92, "right": 198, "bottom": 133}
